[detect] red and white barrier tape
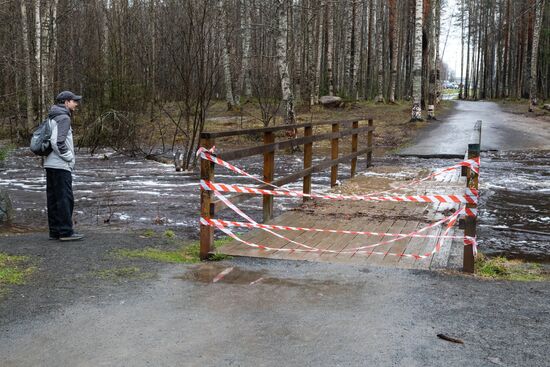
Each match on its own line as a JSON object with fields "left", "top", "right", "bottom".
{"left": 201, "top": 179, "right": 479, "bottom": 204}
{"left": 207, "top": 189, "right": 475, "bottom": 253}
{"left": 204, "top": 209, "right": 461, "bottom": 258}
{"left": 196, "top": 147, "right": 480, "bottom": 196}
{"left": 205, "top": 218, "right": 468, "bottom": 240}
{"left": 463, "top": 236, "right": 478, "bottom": 255}
{"left": 197, "top": 147, "right": 479, "bottom": 256}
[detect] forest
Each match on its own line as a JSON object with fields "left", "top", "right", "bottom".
{"left": 0, "top": 0, "right": 549, "bottom": 168}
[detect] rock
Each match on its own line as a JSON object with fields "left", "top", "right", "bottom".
{"left": 0, "top": 190, "right": 12, "bottom": 224}
{"left": 543, "top": 104, "right": 550, "bottom": 111}
{"left": 319, "top": 95, "right": 344, "bottom": 108}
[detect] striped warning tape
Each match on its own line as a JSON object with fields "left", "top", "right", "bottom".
{"left": 201, "top": 179, "right": 479, "bottom": 204}
{"left": 196, "top": 148, "right": 480, "bottom": 195}
{"left": 197, "top": 147, "right": 479, "bottom": 256}
{"left": 203, "top": 210, "right": 462, "bottom": 258}
{"left": 205, "top": 218, "right": 471, "bottom": 240}
{"left": 207, "top": 189, "right": 476, "bottom": 253}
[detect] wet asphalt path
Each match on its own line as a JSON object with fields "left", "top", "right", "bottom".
{"left": 1, "top": 258, "right": 549, "bottom": 367}
{"left": 399, "top": 101, "right": 550, "bottom": 156}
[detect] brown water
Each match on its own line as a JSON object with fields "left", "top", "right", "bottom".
{"left": 1, "top": 148, "right": 548, "bottom": 261}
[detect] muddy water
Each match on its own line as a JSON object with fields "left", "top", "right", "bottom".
{"left": 1, "top": 148, "right": 548, "bottom": 260}
{"left": 0, "top": 148, "right": 336, "bottom": 239}
{"left": 373, "top": 152, "right": 550, "bottom": 261}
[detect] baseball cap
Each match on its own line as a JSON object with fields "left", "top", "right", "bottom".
{"left": 56, "top": 91, "right": 82, "bottom": 103}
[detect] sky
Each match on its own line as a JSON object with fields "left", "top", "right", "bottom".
{"left": 440, "top": 0, "right": 463, "bottom": 80}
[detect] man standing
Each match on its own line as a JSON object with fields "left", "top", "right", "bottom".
{"left": 44, "top": 91, "right": 84, "bottom": 241}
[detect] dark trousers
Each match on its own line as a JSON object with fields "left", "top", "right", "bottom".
{"left": 46, "top": 168, "right": 74, "bottom": 238}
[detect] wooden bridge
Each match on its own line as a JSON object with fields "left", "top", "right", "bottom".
{"left": 199, "top": 119, "right": 480, "bottom": 272}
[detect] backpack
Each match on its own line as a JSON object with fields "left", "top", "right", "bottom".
{"left": 30, "top": 118, "right": 53, "bottom": 156}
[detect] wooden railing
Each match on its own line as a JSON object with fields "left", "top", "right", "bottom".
{"left": 199, "top": 118, "right": 375, "bottom": 259}
{"left": 461, "top": 120, "right": 481, "bottom": 273}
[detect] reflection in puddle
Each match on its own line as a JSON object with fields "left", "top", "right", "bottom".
{"left": 178, "top": 263, "right": 362, "bottom": 292}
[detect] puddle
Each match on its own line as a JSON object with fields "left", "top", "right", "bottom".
{"left": 178, "top": 263, "right": 360, "bottom": 292}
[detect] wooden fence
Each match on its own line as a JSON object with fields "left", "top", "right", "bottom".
{"left": 199, "top": 118, "right": 375, "bottom": 259}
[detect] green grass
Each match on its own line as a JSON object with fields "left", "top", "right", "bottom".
{"left": 0, "top": 253, "right": 35, "bottom": 287}
{"left": 0, "top": 144, "right": 14, "bottom": 162}
{"left": 163, "top": 230, "right": 176, "bottom": 238}
{"left": 114, "top": 237, "right": 233, "bottom": 263}
{"left": 141, "top": 229, "right": 155, "bottom": 238}
{"left": 475, "top": 254, "right": 549, "bottom": 281}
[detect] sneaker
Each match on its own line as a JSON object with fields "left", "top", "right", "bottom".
{"left": 59, "top": 233, "right": 84, "bottom": 241}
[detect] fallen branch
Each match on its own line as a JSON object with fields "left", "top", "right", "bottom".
{"left": 437, "top": 334, "right": 464, "bottom": 344}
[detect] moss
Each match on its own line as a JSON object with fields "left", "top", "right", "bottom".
{"left": 163, "top": 230, "right": 176, "bottom": 238}
{"left": 141, "top": 229, "right": 155, "bottom": 238}
{"left": 0, "top": 253, "right": 35, "bottom": 287}
{"left": 114, "top": 237, "right": 232, "bottom": 263}
{"left": 475, "top": 253, "right": 549, "bottom": 282}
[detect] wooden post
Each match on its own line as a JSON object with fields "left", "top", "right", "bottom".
{"left": 367, "top": 119, "right": 373, "bottom": 168}
{"left": 331, "top": 122, "right": 339, "bottom": 187}
{"left": 199, "top": 135, "right": 215, "bottom": 260}
{"left": 350, "top": 120, "right": 358, "bottom": 178}
{"left": 303, "top": 125, "right": 313, "bottom": 202}
{"left": 263, "top": 131, "right": 275, "bottom": 222}
{"left": 463, "top": 120, "right": 481, "bottom": 273}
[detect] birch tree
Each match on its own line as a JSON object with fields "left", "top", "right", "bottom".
{"left": 411, "top": 0, "right": 423, "bottom": 121}
{"left": 276, "top": 0, "right": 295, "bottom": 125}
{"left": 326, "top": 0, "right": 334, "bottom": 96}
{"left": 240, "top": 0, "right": 252, "bottom": 101}
{"left": 218, "top": 0, "right": 236, "bottom": 110}
{"left": 389, "top": 0, "right": 399, "bottom": 103}
{"left": 375, "top": 0, "right": 385, "bottom": 103}
{"left": 20, "top": 0, "right": 34, "bottom": 133}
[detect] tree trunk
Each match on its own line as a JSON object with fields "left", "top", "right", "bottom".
{"left": 529, "top": 0, "right": 545, "bottom": 111}
{"left": 411, "top": 0, "right": 423, "bottom": 121}
{"left": 218, "top": 0, "right": 236, "bottom": 111}
{"left": 375, "top": 0, "right": 385, "bottom": 103}
{"left": 503, "top": 0, "right": 511, "bottom": 98}
{"left": 313, "top": 0, "right": 324, "bottom": 104}
{"left": 389, "top": 0, "right": 398, "bottom": 103}
{"left": 44, "top": 0, "right": 59, "bottom": 110}
{"left": 326, "top": 0, "right": 334, "bottom": 96}
{"left": 351, "top": 0, "right": 362, "bottom": 101}
{"left": 459, "top": 0, "right": 465, "bottom": 99}
{"left": 427, "top": 0, "right": 438, "bottom": 119}
{"left": 241, "top": 0, "right": 252, "bottom": 101}
{"left": 276, "top": 0, "right": 295, "bottom": 125}
{"left": 465, "top": 0, "right": 471, "bottom": 99}
{"left": 34, "top": 0, "right": 42, "bottom": 116}
{"left": 20, "top": 0, "right": 35, "bottom": 134}
{"left": 343, "top": 0, "right": 353, "bottom": 96}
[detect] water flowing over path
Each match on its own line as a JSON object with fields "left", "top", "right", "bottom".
{"left": 399, "top": 101, "right": 550, "bottom": 260}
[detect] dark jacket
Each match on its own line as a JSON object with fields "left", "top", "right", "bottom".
{"left": 44, "top": 104, "right": 75, "bottom": 171}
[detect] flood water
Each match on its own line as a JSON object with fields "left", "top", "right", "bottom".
{"left": 1, "top": 147, "right": 548, "bottom": 261}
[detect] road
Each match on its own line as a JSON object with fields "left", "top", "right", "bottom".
{"left": 399, "top": 100, "right": 550, "bottom": 156}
